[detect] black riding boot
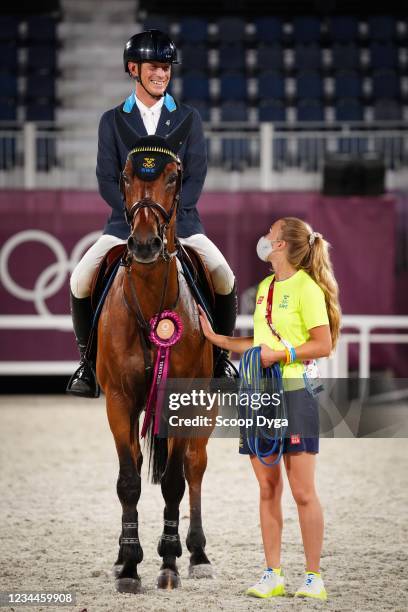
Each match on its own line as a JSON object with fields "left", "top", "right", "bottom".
{"left": 213, "top": 283, "right": 239, "bottom": 378}
{"left": 66, "top": 292, "right": 100, "bottom": 398}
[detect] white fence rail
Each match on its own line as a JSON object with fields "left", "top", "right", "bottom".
{"left": 0, "top": 121, "right": 407, "bottom": 190}
{"left": 1, "top": 314, "right": 408, "bottom": 377}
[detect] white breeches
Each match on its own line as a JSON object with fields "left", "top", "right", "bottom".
{"left": 70, "top": 233, "right": 235, "bottom": 298}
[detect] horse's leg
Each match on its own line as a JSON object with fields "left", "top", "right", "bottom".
{"left": 184, "top": 438, "right": 214, "bottom": 578}
{"left": 106, "top": 393, "right": 143, "bottom": 594}
{"left": 156, "top": 438, "right": 186, "bottom": 589}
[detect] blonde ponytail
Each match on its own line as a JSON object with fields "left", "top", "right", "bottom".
{"left": 279, "top": 217, "right": 341, "bottom": 349}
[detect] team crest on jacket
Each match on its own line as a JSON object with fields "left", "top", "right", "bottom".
{"left": 257, "top": 295, "right": 264, "bottom": 304}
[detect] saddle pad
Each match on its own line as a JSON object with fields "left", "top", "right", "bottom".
{"left": 179, "top": 244, "right": 215, "bottom": 310}
{"left": 90, "top": 244, "right": 127, "bottom": 312}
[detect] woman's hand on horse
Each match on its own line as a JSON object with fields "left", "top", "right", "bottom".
{"left": 198, "top": 305, "right": 217, "bottom": 342}
{"left": 260, "top": 344, "right": 280, "bottom": 368}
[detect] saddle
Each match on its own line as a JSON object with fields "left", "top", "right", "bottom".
{"left": 87, "top": 243, "right": 215, "bottom": 361}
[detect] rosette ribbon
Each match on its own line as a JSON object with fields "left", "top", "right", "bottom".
{"left": 140, "top": 310, "right": 183, "bottom": 438}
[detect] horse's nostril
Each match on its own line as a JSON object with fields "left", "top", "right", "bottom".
{"left": 127, "top": 236, "right": 135, "bottom": 250}
{"left": 151, "top": 237, "right": 162, "bottom": 251}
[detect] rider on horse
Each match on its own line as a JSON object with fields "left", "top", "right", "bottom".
{"left": 68, "top": 29, "right": 237, "bottom": 397}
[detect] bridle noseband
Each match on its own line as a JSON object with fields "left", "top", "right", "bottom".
{"left": 124, "top": 171, "right": 181, "bottom": 263}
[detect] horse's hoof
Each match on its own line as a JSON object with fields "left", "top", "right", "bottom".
{"left": 189, "top": 563, "right": 215, "bottom": 579}
{"left": 112, "top": 564, "right": 123, "bottom": 578}
{"left": 115, "top": 577, "right": 142, "bottom": 594}
{"left": 156, "top": 568, "right": 181, "bottom": 590}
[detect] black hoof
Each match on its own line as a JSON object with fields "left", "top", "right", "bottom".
{"left": 156, "top": 568, "right": 181, "bottom": 590}
{"left": 112, "top": 564, "right": 123, "bottom": 578}
{"left": 115, "top": 577, "right": 142, "bottom": 594}
{"left": 188, "top": 563, "right": 215, "bottom": 579}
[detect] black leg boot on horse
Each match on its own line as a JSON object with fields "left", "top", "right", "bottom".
{"left": 213, "top": 282, "right": 239, "bottom": 378}
{"left": 66, "top": 292, "right": 99, "bottom": 398}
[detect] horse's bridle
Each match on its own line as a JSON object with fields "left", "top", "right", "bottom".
{"left": 121, "top": 162, "right": 182, "bottom": 382}
{"left": 123, "top": 175, "right": 181, "bottom": 264}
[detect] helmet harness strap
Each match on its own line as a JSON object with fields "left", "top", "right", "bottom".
{"left": 135, "top": 62, "right": 164, "bottom": 101}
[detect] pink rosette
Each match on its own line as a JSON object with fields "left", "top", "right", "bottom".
{"left": 148, "top": 310, "right": 183, "bottom": 348}
{"left": 141, "top": 310, "right": 183, "bottom": 438}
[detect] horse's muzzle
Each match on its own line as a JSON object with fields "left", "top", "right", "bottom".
{"left": 127, "top": 235, "right": 163, "bottom": 263}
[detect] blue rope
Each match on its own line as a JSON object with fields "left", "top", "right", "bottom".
{"left": 239, "top": 347, "right": 287, "bottom": 466}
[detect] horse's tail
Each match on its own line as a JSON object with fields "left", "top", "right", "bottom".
{"left": 145, "top": 423, "right": 168, "bottom": 484}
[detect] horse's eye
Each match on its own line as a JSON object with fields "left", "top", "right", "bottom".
{"left": 167, "top": 173, "right": 177, "bottom": 185}
{"left": 122, "top": 173, "right": 130, "bottom": 185}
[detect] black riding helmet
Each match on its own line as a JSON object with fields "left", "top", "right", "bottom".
{"left": 123, "top": 29, "right": 179, "bottom": 73}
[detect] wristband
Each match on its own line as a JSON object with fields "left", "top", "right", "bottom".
{"left": 284, "top": 348, "right": 291, "bottom": 364}
{"left": 290, "top": 347, "right": 297, "bottom": 363}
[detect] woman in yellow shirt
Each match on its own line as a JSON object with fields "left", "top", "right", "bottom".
{"left": 199, "top": 216, "right": 340, "bottom": 601}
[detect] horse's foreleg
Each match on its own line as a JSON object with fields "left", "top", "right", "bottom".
{"left": 107, "top": 395, "right": 143, "bottom": 594}
{"left": 184, "top": 438, "right": 214, "bottom": 578}
{"left": 156, "top": 438, "right": 186, "bottom": 589}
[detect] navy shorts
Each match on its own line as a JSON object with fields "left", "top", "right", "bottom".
{"left": 239, "top": 387, "right": 319, "bottom": 456}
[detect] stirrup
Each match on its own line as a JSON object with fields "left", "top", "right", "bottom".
{"left": 66, "top": 358, "right": 100, "bottom": 398}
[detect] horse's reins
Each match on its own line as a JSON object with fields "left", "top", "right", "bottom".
{"left": 121, "top": 167, "right": 182, "bottom": 382}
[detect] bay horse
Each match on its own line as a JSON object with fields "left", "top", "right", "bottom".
{"left": 96, "top": 111, "right": 214, "bottom": 593}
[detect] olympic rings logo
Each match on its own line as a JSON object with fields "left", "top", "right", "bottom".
{"left": 0, "top": 230, "right": 101, "bottom": 315}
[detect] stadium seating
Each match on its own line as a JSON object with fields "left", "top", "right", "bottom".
{"left": 219, "top": 72, "right": 247, "bottom": 101}
{"left": 143, "top": 16, "right": 170, "bottom": 34}
{"left": 335, "top": 98, "right": 364, "bottom": 121}
{"left": 331, "top": 43, "right": 360, "bottom": 71}
{"left": 294, "top": 44, "right": 322, "bottom": 71}
{"left": 292, "top": 16, "right": 321, "bottom": 44}
{"left": 217, "top": 17, "right": 246, "bottom": 44}
{"left": 334, "top": 70, "right": 362, "bottom": 99}
{"left": 258, "top": 71, "right": 285, "bottom": 101}
{"left": 258, "top": 99, "right": 286, "bottom": 122}
{"left": 0, "top": 99, "right": 16, "bottom": 121}
{"left": 26, "top": 16, "right": 56, "bottom": 42}
{"left": 370, "top": 43, "right": 399, "bottom": 70}
{"left": 0, "top": 16, "right": 19, "bottom": 41}
{"left": 179, "top": 17, "right": 208, "bottom": 44}
{"left": 0, "top": 42, "right": 17, "bottom": 71}
{"left": 257, "top": 44, "right": 284, "bottom": 72}
{"left": 297, "top": 99, "right": 324, "bottom": 122}
{"left": 180, "top": 44, "right": 208, "bottom": 72}
{"left": 328, "top": 16, "right": 359, "bottom": 43}
{"left": 182, "top": 71, "right": 210, "bottom": 101}
{"left": 254, "top": 17, "right": 284, "bottom": 44}
{"left": 372, "top": 69, "right": 401, "bottom": 99}
{"left": 374, "top": 98, "right": 402, "bottom": 121}
{"left": 367, "top": 15, "right": 396, "bottom": 41}
{"left": 220, "top": 101, "right": 249, "bottom": 170}
{"left": 296, "top": 71, "right": 324, "bottom": 100}
{"left": 218, "top": 43, "right": 246, "bottom": 73}
{"left": 1, "top": 10, "right": 406, "bottom": 176}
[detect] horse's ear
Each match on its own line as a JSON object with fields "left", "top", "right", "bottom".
{"left": 166, "top": 111, "right": 194, "bottom": 154}
{"left": 114, "top": 109, "right": 141, "bottom": 152}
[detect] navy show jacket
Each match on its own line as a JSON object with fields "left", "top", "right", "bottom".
{"left": 96, "top": 92, "right": 207, "bottom": 240}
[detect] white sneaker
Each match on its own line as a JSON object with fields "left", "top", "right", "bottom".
{"left": 246, "top": 568, "right": 285, "bottom": 598}
{"left": 295, "top": 572, "right": 327, "bottom": 600}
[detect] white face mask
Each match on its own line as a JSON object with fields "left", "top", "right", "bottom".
{"left": 256, "top": 236, "right": 274, "bottom": 261}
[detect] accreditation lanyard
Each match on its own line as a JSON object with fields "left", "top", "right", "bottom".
{"left": 265, "top": 277, "right": 293, "bottom": 352}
